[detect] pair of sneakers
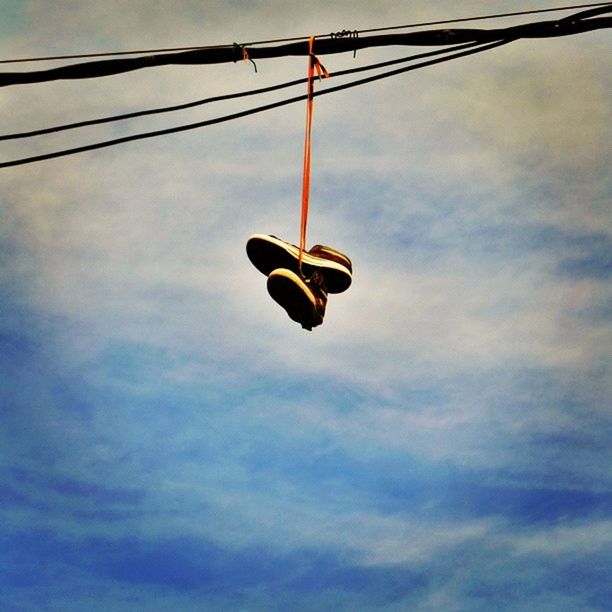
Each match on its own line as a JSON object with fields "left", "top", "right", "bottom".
{"left": 246, "top": 234, "right": 353, "bottom": 330}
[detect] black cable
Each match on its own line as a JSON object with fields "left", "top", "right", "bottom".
{"left": 0, "top": 42, "right": 483, "bottom": 141}
{"left": 0, "top": 40, "right": 510, "bottom": 169}
{"left": 1, "top": 10, "right": 610, "bottom": 87}
{"left": 1, "top": 2, "right": 609, "bottom": 64}
{"left": 355, "top": 1, "right": 612, "bottom": 35}
{"left": 1, "top": 5, "right": 609, "bottom": 143}
{"left": 0, "top": 44, "right": 228, "bottom": 65}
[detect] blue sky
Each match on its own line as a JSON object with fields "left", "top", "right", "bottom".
{"left": 1, "top": 1, "right": 611, "bottom": 610}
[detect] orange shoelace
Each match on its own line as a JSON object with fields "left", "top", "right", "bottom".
{"left": 298, "top": 36, "right": 329, "bottom": 275}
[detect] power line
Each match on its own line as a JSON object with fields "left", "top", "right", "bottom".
{"left": 0, "top": 40, "right": 510, "bottom": 169}
{"left": 1, "top": 2, "right": 610, "bottom": 64}
{"left": 0, "top": 44, "right": 227, "bottom": 65}
{"left": 2, "top": 4, "right": 607, "bottom": 144}
{"left": 0, "top": 43, "right": 483, "bottom": 141}
{"left": 1, "top": 9, "right": 610, "bottom": 87}
{"left": 354, "top": 2, "right": 612, "bottom": 35}
{"left": 2, "top": 4, "right": 610, "bottom": 168}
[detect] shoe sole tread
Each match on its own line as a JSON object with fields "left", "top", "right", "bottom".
{"left": 267, "top": 269, "right": 322, "bottom": 329}
{"left": 247, "top": 234, "right": 351, "bottom": 293}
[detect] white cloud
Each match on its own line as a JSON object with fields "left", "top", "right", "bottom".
{"left": 509, "top": 520, "right": 612, "bottom": 556}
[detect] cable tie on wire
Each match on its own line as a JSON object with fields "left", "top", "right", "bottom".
{"left": 232, "top": 42, "right": 257, "bottom": 72}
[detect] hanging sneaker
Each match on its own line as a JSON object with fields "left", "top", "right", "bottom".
{"left": 247, "top": 234, "right": 352, "bottom": 294}
{"left": 267, "top": 269, "right": 328, "bottom": 331}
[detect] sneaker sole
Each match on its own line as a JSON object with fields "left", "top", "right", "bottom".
{"left": 247, "top": 234, "right": 351, "bottom": 294}
{"left": 267, "top": 269, "right": 322, "bottom": 330}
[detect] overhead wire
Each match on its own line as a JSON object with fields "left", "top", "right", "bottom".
{"left": 0, "top": 42, "right": 484, "bottom": 141}
{"left": 1, "top": 7, "right": 610, "bottom": 86}
{"left": 1, "top": 4, "right": 611, "bottom": 168}
{"left": 354, "top": 1, "right": 612, "bottom": 34}
{"left": 0, "top": 1, "right": 610, "bottom": 64}
{"left": 0, "top": 40, "right": 511, "bottom": 169}
{"left": 0, "top": 44, "right": 227, "bottom": 65}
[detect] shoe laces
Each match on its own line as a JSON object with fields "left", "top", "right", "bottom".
{"left": 306, "top": 270, "right": 328, "bottom": 296}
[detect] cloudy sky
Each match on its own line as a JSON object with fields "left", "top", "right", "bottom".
{"left": 1, "top": 1, "right": 611, "bottom": 610}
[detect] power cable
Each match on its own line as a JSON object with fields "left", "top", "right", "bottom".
{"left": 1, "top": 2, "right": 610, "bottom": 64}
{"left": 355, "top": 2, "right": 612, "bottom": 34}
{"left": 0, "top": 44, "right": 227, "bottom": 65}
{"left": 0, "top": 42, "right": 483, "bottom": 141}
{"left": 2, "top": 4, "right": 610, "bottom": 168}
{"left": 0, "top": 40, "right": 510, "bottom": 169}
{"left": 1, "top": 9, "right": 610, "bottom": 87}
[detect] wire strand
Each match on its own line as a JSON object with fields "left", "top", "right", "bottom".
{"left": 0, "top": 40, "right": 510, "bottom": 169}
{"left": 354, "top": 1, "right": 612, "bottom": 35}
{"left": 0, "top": 44, "right": 227, "bottom": 65}
{"left": 1, "top": 2, "right": 609, "bottom": 64}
